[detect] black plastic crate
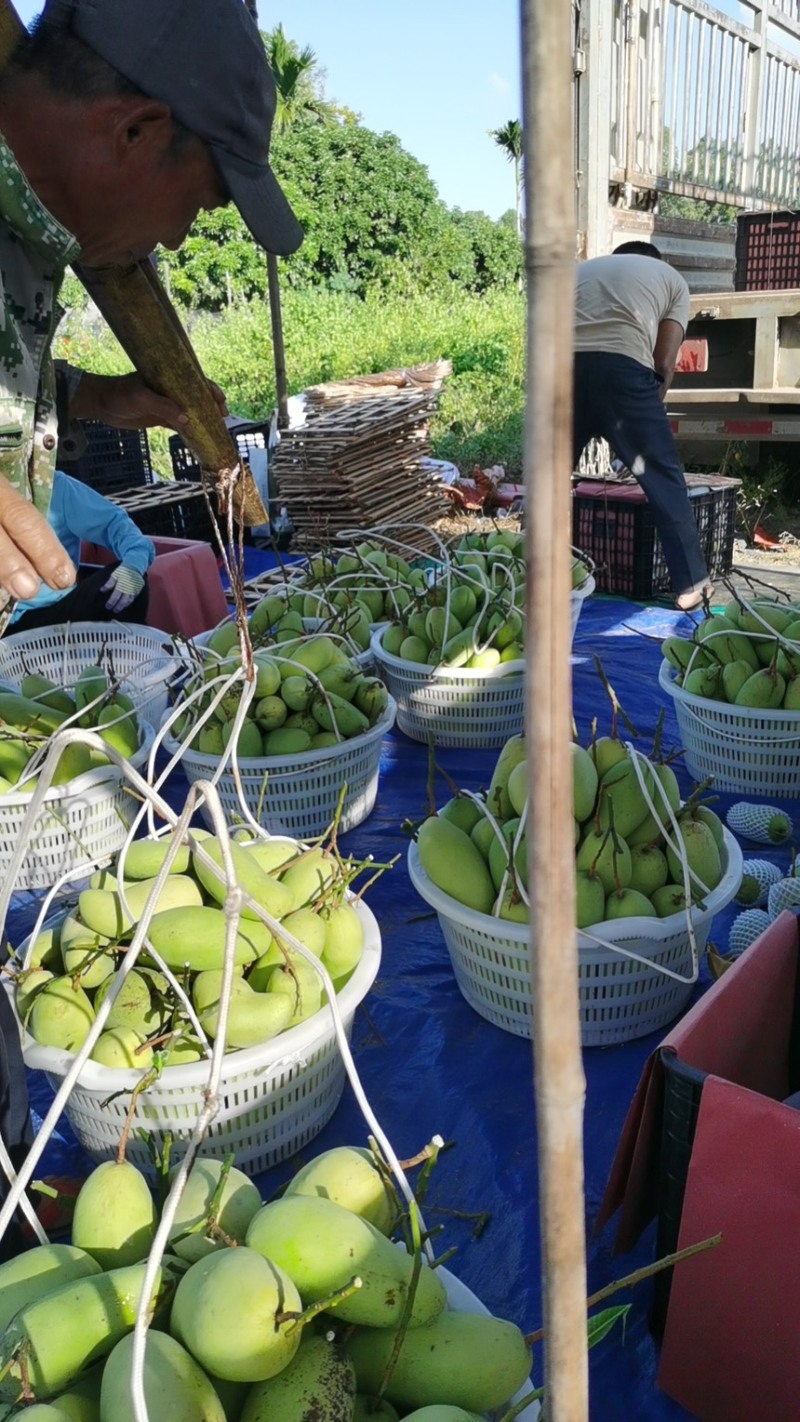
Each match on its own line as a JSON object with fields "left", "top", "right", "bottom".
{"left": 735, "top": 209, "right": 800, "bottom": 291}
{"left": 57, "top": 421, "right": 155, "bottom": 496}
{"left": 572, "top": 477, "right": 739, "bottom": 598}
{"left": 169, "top": 420, "right": 270, "bottom": 482}
{"left": 107, "top": 483, "right": 217, "bottom": 543}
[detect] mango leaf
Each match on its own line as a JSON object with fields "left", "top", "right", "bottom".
{"left": 587, "top": 1303, "right": 631, "bottom": 1350}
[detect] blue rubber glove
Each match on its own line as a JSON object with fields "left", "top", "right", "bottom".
{"left": 101, "top": 565, "right": 145, "bottom": 614}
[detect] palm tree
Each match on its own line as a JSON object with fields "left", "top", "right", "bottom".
{"left": 264, "top": 24, "right": 332, "bottom": 130}
{"left": 490, "top": 119, "right": 524, "bottom": 236}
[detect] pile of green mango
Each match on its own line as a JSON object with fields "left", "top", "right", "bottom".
{"left": 284, "top": 537, "right": 433, "bottom": 631}
{"left": 451, "top": 530, "right": 591, "bottom": 593}
{"left": 174, "top": 630, "right": 390, "bottom": 759}
{"left": 0, "top": 1145, "right": 532, "bottom": 1419}
{"left": 0, "top": 663, "right": 142, "bottom": 794}
{"left": 663, "top": 597, "right": 800, "bottom": 710}
{"left": 16, "top": 831, "right": 368, "bottom": 1067}
{"left": 414, "top": 732, "right": 728, "bottom": 929}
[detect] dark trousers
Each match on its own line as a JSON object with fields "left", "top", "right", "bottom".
{"left": 12, "top": 563, "right": 150, "bottom": 634}
{"left": 573, "top": 352, "right": 709, "bottom": 597}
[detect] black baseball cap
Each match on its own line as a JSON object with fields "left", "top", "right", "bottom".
{"left": 42, "top": 0, "right": 304, "bottom": 256}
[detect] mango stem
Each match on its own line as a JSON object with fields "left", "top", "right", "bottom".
{"left": 283, "top": 1275, "right": 363, "bottom": 1332}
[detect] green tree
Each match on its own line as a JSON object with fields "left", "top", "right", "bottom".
{"left": 490, "top": 119, "right": 524, "bottom": 235}
{"left": 263, "top": 23, "right": 333, "bottom": 129}
{"left": 448, "top": 209, "right": 524, "bottom": 292}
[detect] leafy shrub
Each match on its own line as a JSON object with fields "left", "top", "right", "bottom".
{"left": 57, "top": 286, "right": 526, "bottom": 477}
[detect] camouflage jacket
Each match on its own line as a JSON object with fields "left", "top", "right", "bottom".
{"left": 0, "top": 134, "right": 80, "bottom": 513}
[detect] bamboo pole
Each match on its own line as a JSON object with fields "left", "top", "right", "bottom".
{"left": 521, "top": 0, "right": 589, "bottom": 1418}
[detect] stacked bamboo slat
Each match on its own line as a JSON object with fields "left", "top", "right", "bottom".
{"left": 271, "top": 389, "right": 450, "bottom": 547}
{"left": 304, "top": 359, "right": 452, "bottom": 415}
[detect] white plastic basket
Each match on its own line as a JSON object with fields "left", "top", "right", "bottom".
{"left": 570, "top": 573, "right": 595, "bottom": 644}
{"left": 407, "top": 827, "right": 742, "bottom": 1046}
{"left": 9, "top": 894, "right": 381, "bottom": 1178}
{"left": 659, "top": 657, "right": 800, "bottom": 797}
{"left": 370, "top": 625, "right": 525, "bottom": 749}
{"left": 0, "top": 621, "right": 182, "bottom": 728}
{"left": 0, "top": 720, "right": 155, "bottom": 890}
{"left": 161, "top": 698, "right": 397, "bottom": 838}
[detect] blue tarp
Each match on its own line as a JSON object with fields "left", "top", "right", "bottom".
{"left": 13, "top": 587, "right": 798, "bottom": 1421}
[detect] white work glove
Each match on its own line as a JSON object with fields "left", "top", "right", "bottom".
{"left": 101, "top": 565, "right": 145, "bottom": 614}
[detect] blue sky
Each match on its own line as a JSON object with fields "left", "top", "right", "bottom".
{"left": 14, "top": 0, "right": 522, "bottom": 221}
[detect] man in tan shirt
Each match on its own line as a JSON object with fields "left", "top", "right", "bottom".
{"left": 573, "top": 241, "right": 712, "bottom": 610}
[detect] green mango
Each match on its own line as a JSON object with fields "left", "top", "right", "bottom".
{"left": 145, "top": 907, "right": 264, "bottom": 972}
{"left": 311, "top": 692, "right": 369, "bottom": 739}
{"left": 28, "top": 976, "right": 94, "bottom": 1052}
{"left": 683, "top": 665, "right": 723, "bottom": 699}
{"left": 52, "top": 1366, "right": 103, "bottom": 1422}
{"left": 266, "top": 959, "right": 323, "bottom": 1028}
{"left": 90, "top": 1027, "right": 153, "bottom": 1071}
{"left": 21, "top": 673, "right": 76, "bottom": 716}
{"left": 0, "top": 1244, "right": 101, "bottom": 1336}
{"left": 193, "top": 970, "right": 293, "bottom": 1045}
{"left": 71, "top": 1160, "right": 157, "bottom": 1271}
{"left": 353, "top": 676, "right": 389, "bottom": 722}
{"left": 78, "top": 875, "right": 203, "bottom": 939}
{"left": 0, "top": 736, "right": 33, "bottom": 784}
{"left": 596, "top": 755, "right": 654, "bottom": 838}
{"left": 344, "top": 1310, "right": 531, "bottom": 1413}
{"left": 0, "top": 690, "right": 68, "bottom": 734}
{"left": 576, "top": 870, "right": 605, "bottom": 929}
{"left": 416, "top": 816, "right": 496, "bottom": 914}
{"left": 100, "top": 1331, "right": 225, "bottom": 1422}
{"left": 245, "top": 1195, "right": 447, "bottom": 1329}
{"left": 399, "top": 634, "right": 430, "bottom": 664}
{"left": 572, "top": 743, "right": 599, "bottom": 822}
{"left": 120, "top": 834, "right": 191, "bottom": 880}
{"left": 254, "top": 694, "right": 288, "bottom": 731}
{"left": 661, "top": 636, "right": 696, "bottom": 672}
{"left": 486, "top": 735, "right": 526, "bottom": 821}
{"left": 239, "top": 1335, "right": 356, "bottom": 1422}
{"left": 207, "top": 620, "right": 240, "bottom": 658}
{"left": 604, "top": 888, "right": 658, "bottom": 919}
{"left": 26, "top": 924, "right": 62, "bottom": 971}
{"left": 319, "top": 901, "right": 365, "bottom": 977}
{"left": 93, "top": 969, "right": 159, "bottom": 1036}
{"left": 734, "top": 667, "right": 786, "bottom": 708}
{"left": 628, "top": 843, "right": 669, "bottom": 897}
{"left": 284, "top": 1145, "right": 395, "bottom": 1235}
{"left": 170, "top": 1247, "right": 302, "bottom": 1384}
{"left": 665, "top": 819, "right": 722, "bottom": 896}
{"left": 167, "top": 1156, "right": 263, "bottom": 1263}
{"left": 279, "top": 848, "right": 338, "bottom": 907}
{"left": 192, "top": 838, "right": 295, "bottom": 921}
{"left": 0, "top": 1261, "right": 174, "bottom": 1400}
{"left": 590, "top": 736, "right": 628, "bottom": 778}
{"left": 16, "top": 968, "right": 54, "bottom": 1022}
{"left": 381, "top": 622, "right": 406, "bottom": 657}
{"left": 264, "top": 727, "right": 312, "bottom": 755}
{"left": 221, "top": 718, "right": 264, "bottom": 757}
{"left": 440, "top": 795, "right": 484, "bottom": 834}
{"left": 575, "top": 827, "right": 632, "bottom": 896}
{"left": 721, "top": 658, "right": 753, "bottom": 703}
